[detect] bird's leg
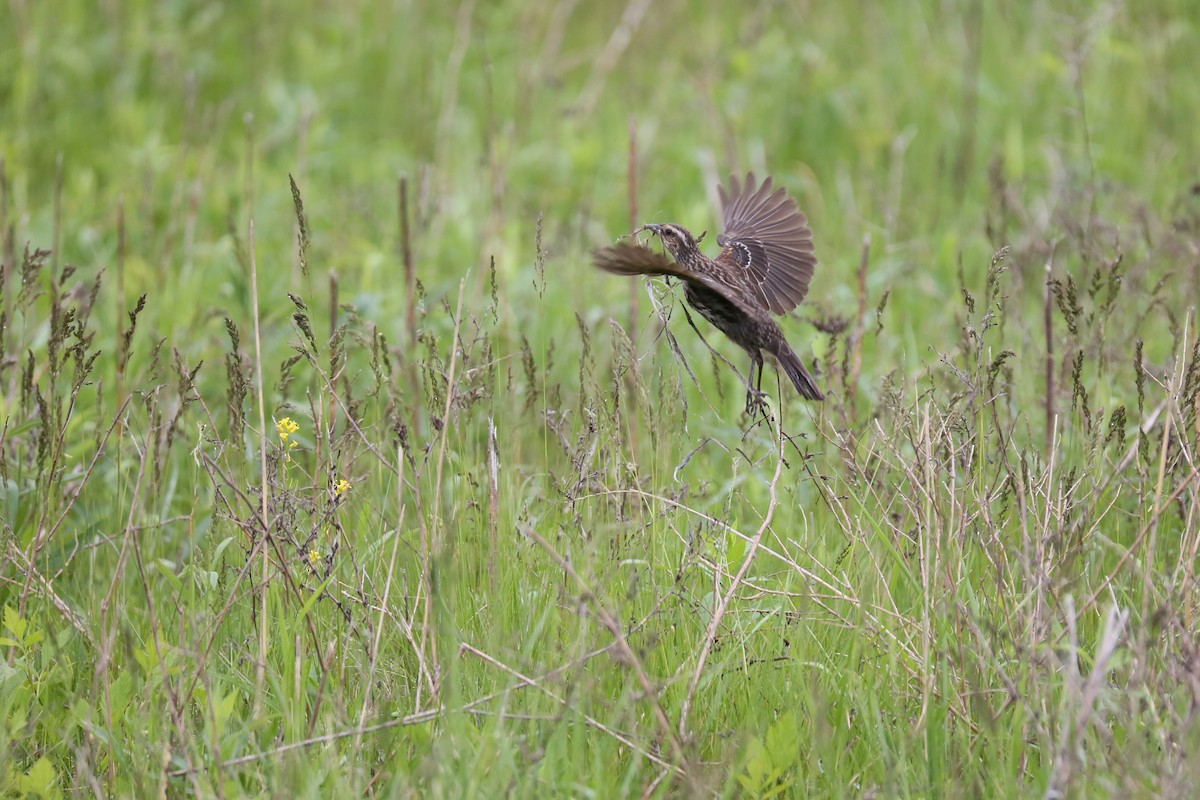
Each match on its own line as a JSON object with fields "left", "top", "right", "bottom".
{"left": 744, "top": 353, "right": 768, "bottom": 415}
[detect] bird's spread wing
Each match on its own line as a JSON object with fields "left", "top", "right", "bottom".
{"left": 717, "top": 172, "right": 816, "bottom": 315}
{"left": 593, "top": 241, "right": 760, "bottom": 317}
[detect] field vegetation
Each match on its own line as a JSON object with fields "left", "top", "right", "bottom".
{"left": 2, "top": 1, "right": 1199, "bottom": 796}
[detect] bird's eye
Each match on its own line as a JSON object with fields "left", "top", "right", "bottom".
{"left": 662, "top": 229, "right": 675, "bottom": 238}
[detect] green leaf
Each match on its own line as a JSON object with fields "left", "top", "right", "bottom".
{"left": 726, "top": 531, "right": 746, "bottom": 569}
{"left": 295, "top": 577, "right": 334, "bottom": 626}
{"left": 3, "top": 606, "right": 27, "bottom": 642}
{"left": 155, "top": 560, "right": 183, "bottom": 593}
{"left": 109, "top": 672, "right": 134, "bottom": 725}
{"left": 214, "top": 689, "right": 239, "bottom": 737}
{"left": 810, "top": 333, "right": 828, "bottom": 361}
{"left": 0, "top": 659, "right": 20, "bottom": 682}
{"left": 764, "top": 711, "right": 799, "bottom": 767}
{"left": 739, "top": 713, "right": 800, "bottom": 798}
{"left": 210, "top": 535, "right": 236, "bottom": 568}
{"left": 17, "top": 756, "right": 59, "bottom": 799}
{"left": 739, "top": 739, "right": 771, "bottom": 793}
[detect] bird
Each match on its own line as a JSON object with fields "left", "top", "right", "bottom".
{"left": 593, "top": 172, "right": 824, "bottom": 412}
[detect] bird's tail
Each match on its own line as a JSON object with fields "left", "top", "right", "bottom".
{"left": 593, "top": 242, "right": 687, "bottom": 279}
{"left": 775, "top": 344, "right": 824, "bottom": 401}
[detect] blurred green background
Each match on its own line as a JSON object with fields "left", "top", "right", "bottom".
{"left": 6, "top": 0, "right": 1195, "bottom": 333}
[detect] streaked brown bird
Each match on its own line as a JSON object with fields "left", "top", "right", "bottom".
{"left": 594, "top": 172, "right": 824, "bottom": 412}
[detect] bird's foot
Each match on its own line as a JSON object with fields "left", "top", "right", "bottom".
{"left": 744, "top": 388, "right": 771, "bottom": 417}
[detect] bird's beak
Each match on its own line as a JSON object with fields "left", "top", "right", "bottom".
{"left": 636, "top": 223, "right": 662, "bottom": 236}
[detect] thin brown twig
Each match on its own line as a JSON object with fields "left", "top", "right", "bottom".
{"left": 678, "top": 408, "right": 786, "bottom": 739}
{"left": 626, "top": 116, "right": 640, "bottom": 461}
{"left": 459, "top": 643, "right": 684, "bottom": 775}
{"left": 247, "top": 217, "right": 271, "bottom": 714}
{"left": 577, "top": 485, "right": 915, "bottom": 636}
{"left": 19, "top": 394, "right": 133, "bottom": 612}
{"left": 399, "top": 174, "right": 419, "bottom": 401}
{"left": 1043, "top": 242, "right": 1060, "bottom": 458}
{"left": 6, "top": 541, "right": 93, "bottom": 646}
{"left": 487, "top": 417, "right": 500, "bottom": 592}
{"left": 354, "top": 447, "right": 411, "bottom": 758}
{"left": 175, "top": 509, "right": 269, "bottom": 709}
{"left": 124, "top": 397, "right": 206, "bottom": 795}
{"left": 421, "top": 277, "right": 469, "bottom": 704}
{"left": 846, "top": 234, "right": 871, "bottom": 419}
{"left": 518, "top": 523, "right": 690, "bottom": 773}
{"left": 171, "top": 709, "right": 442, "bottom": 777}
{"left": 114, "top": 200, "right": 126, "bottom": 435}
{"left": 0, "top": 158, "right": 8, "bottom": 352}
{"left": 1081, "top": 463, "right": 1198, "bottom": 617}
{"left": 170, "top": 640, "right": 635, "bottom": 779}
{"left": 96, "top": 416, "right": 201, "bottom": 795}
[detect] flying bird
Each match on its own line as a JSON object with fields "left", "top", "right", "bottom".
{"left": 594, "top": 172, "right": 824, "bottom": 412}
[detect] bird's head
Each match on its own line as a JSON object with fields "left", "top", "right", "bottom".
{"left": 641, "top": 223, "right": 704, "bottom": 262}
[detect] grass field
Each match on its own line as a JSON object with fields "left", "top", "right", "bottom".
{"left": 3, "top": 1, "right": 1200, "bottom": 797}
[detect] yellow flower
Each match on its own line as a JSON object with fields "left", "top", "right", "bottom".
{"left": 308, "top": 549, "right": 321, "bottom": 568}
{"left": 334, "top": 479, "right": 351, "bottom": 497}
{"left": 276, "top": 417, "right": 300, "bottom": 442}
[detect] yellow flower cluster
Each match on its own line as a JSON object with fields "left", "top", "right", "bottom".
{"left": 276, "top": 417, "right": 300, "bottom": 450}
{"left": 334, "top": 479, "right": 352, "bottom": 497}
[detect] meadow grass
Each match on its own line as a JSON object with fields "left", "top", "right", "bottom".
{"left": 2, "top": 1, "right": 1200, "bottom": 797}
